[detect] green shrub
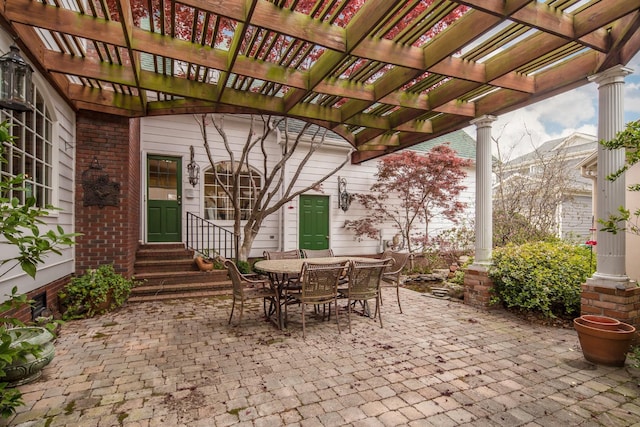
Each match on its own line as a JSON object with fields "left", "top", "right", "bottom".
{"left": 409, "top": 247, "right": 444, "bottom": 274}
{"left": 59, "top": 264, "right": 138, "bottom": 320}
{"left": 237, "top": 260, "right": 251, "bottom": 274}
{"left": 489, "top": 241, "right": 595, "bottom": 318}
{"left": 450, "top": 256, "right": 473, "bottom": 286}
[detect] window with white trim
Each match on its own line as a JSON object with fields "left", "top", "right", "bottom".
{"left": 0, "top": 86, "right": 53, "bottom": 207}
{"left": 204, "top": 162, "right": 261, "bottom": 221}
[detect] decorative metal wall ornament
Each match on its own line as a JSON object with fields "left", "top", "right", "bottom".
{"left": 338, "top": 176, "right": 351, "bottom": 212}
{"left": 0, "top": 44, "right": 33, "bottom": 112}
{"left": 187, "top": 145, "right": 200, "bottom": 186}
{"left": 82, "top": 157, "right": 120, "bottom": 208}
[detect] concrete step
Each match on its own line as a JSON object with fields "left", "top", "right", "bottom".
{"left": 128, "top": 288, "right": 232, "bottom": 303}
{"left": 131, "top": 243, "right": 230, "bottom": 301}
{"left": 134, "top": 258, "right": 198, "bottom": 274}
{"left": 135, "top": 247, "right": 195, "bottom": 261}
{"left": 133, "top": 270, "right": 228, "bottom": 286}
{"left": 129, "top": 280, "right": 233, "bottom": 302}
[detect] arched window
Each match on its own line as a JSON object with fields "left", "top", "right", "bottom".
{"left": 0, "top": 86, "right": 53, "bottom": 208}
{"left": 204, "top": 162, "right": 261, "bottom": 221}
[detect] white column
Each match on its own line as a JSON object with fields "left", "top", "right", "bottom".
{"left": 588, "top": 65, "right": 632, "bottom": 286}
{"left": 471, "top": 115, "right": 497, "bottom": 266}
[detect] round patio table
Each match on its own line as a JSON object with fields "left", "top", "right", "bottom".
{"left": 254, "top": 256, "right": 366, "bottom": 275}
{"left": 254, "top": 256, "right": 373, "bottom": 329}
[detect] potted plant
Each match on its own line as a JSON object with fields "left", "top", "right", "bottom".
{"left": 195, "top": 250, "right": 225, "bottom": 271}
{"left": 58, "top": 264, "right": 138, "bottom": 320}
{"left": 3, "top": 326, "right": 55, "bottom": 387}
{"left": 574, "top": 315, "right": 636, "bottom": 366}
{"left": 0, "top": 121, "right": 77, "bottom": 417}
{"left": 195, "top": 255, "right": 215, "bottom": 271}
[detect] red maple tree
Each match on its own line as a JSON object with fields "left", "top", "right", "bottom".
{"left": 345, "top": 146, "right": 472, "bottom": 254}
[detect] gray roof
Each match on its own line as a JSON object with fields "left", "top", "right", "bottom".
{"left": 408, "top": 130, "right": 476, "bottom": 160}
{"left": 506, "top": 133, "right": 597, "bottom": 166}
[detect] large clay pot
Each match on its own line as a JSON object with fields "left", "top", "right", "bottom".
{"left": 579, "top": 315, "right": 621, "bottom": 331}
{"left": 4, "top": 327, "right": 55, "bottom": 386}
{"left": 574, "top": 317, "right": 636, "bottom": 367}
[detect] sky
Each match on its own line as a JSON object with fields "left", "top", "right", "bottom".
{"left": 463, "top": 52, "right": 640, "bottom": 161}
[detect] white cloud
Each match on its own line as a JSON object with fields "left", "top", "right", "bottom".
{"left": 464, "top": 88, "right": 598, "bottom": 161}
{"left": 463, "top": 52, "right": 640, "bottom": 161}
{"left": 625, "top": 81, "right": 640, "bottom": 115}
{"left": 534, "top": 86, "right": 597, "bottom": 128}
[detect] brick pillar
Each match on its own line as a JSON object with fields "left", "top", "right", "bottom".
{"left": 464, "top": 266, "right": 495, "bottom": 309}
{"left": 581, "top": 283, "right": 640, "bottom": 329}
{"left": 75, "top": 111, "right": 140, "bottom": 277}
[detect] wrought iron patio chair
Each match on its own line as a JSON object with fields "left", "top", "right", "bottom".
{"left": 263, "top": 249, "right": 303, "bottom": 317}
{"left": 263, "top": 249, "right": 301, "bottom": 260}
{"left": 286, "top": 260, "right": 349, "bottom": 339}
{"left": 344, "top": 258, "right": 393, "bottom": 333}
{"left": 263, "top": 249, "right": 302, "bottom": 287}
{"left": 224, "top": 259, "right": 278, "bottom": 327}
{"left": 301, "top": 248, "right": 334, "bottom": 258}
{"left": 380, "top": 250, "right": 410, "bottom": 313}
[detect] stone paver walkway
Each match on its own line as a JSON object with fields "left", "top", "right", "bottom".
{"left": 4, "top": 289, "right": 640, "bottom": 426}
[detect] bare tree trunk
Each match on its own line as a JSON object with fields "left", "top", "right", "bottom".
{"left": 198, "top": 114, "right": 353, "bottom": 262}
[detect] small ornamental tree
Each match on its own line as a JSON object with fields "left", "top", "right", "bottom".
{"left": 199, "top": 114, "right": 351, "bottom": 262}
{"left": 492, "top": 125, "right": 582, "bottom": 245}
{"left": 345, "top": 146, "right": 472, "bottom": 254}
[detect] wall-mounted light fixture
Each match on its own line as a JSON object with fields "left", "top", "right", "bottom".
{"left": 338, "top": 176, "right": 351, "bottom": 212}
{"left": 0, "top": 44, "right": 33, "bottom": 112}
{"left": 187, "top": 145, "right": 200, "bottom": 187}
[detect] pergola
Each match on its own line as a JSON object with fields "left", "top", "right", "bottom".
{"left": 1, "top": 0, "right": 639, "bottom": 164}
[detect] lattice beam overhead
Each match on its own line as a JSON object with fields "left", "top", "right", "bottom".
{"left": 1, "top": 0, "right": 639, "bottom": 163}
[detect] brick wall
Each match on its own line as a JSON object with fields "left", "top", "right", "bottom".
{"left": 2, "top": 275, "right": 71, "bottom": 323}
{"left": 75, "top": 112, "right": 140, "bottom": 277}
{"left": 463, "top": 266, "right": 496, "bottom": 309}
{"left": 581, "top": 283, "right": 640, "bottom": 329}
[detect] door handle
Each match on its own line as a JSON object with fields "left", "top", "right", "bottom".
{"left": 177, "top": 195, "right": 182, "bottom": 206}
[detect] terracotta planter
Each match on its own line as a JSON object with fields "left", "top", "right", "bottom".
{"left": 5, "top": 327, "right": 55, "bottom": 386}
{"left": 574, "top": 316, "right": 636, "bottom": 367}
{"left": 579, "top": 315, "right": 621, "bottom": 331}
{"left": 195, "top": 256, "right": 214, "bottom": 271}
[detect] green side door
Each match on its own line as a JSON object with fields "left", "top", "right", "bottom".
{"left": 147, "top": 155, "right": 182, "bottom": 242}
{"left": 299, "top": 195, "right": 330, "bottom": 250}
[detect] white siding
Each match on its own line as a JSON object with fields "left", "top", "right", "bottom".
{"left": 0, "top": 33, "right": 76, "bottom": 298}
{"left": 560, "top": 194, "right": 594, "bottom": 243}
{"left": 140, "top": 115, "right": 476, "bottom": 257}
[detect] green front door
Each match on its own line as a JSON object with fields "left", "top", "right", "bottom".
{"left": 299, "top": 195, "right": 330, "bottom": 250}
{"left": 147, "top": 155, "right": 182, "bottom": 242}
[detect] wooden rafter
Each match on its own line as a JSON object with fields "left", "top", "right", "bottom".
{"left": 0, "top": 0, "right": 638, "bottom": 163}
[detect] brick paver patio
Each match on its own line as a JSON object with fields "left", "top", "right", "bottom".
{"left": 3, "top": 288, "right": 640, "bottom": 426}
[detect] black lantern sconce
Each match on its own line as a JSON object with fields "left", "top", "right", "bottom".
{"left": 338, "top": 176, "right": 351, "bottom": 212}
{"left": 187, "top": 145, "right": 200, "bottom": 187}
{"left": 0, "top": 44, "right": 33, "bottom": 112}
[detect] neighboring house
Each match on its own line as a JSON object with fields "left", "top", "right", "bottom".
{"left": 578, "top": 152, "right": 640, "bottom": 282}
{"left": 493, "top": 132, "right": 597, "bottom": 242}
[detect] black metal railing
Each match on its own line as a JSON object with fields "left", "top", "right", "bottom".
{"left": 186, "top": 212, "right": 239, "bottom": 261}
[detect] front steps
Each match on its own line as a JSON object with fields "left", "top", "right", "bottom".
{"left": 130, "top": 243, "right": 232, "bottom": 302}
